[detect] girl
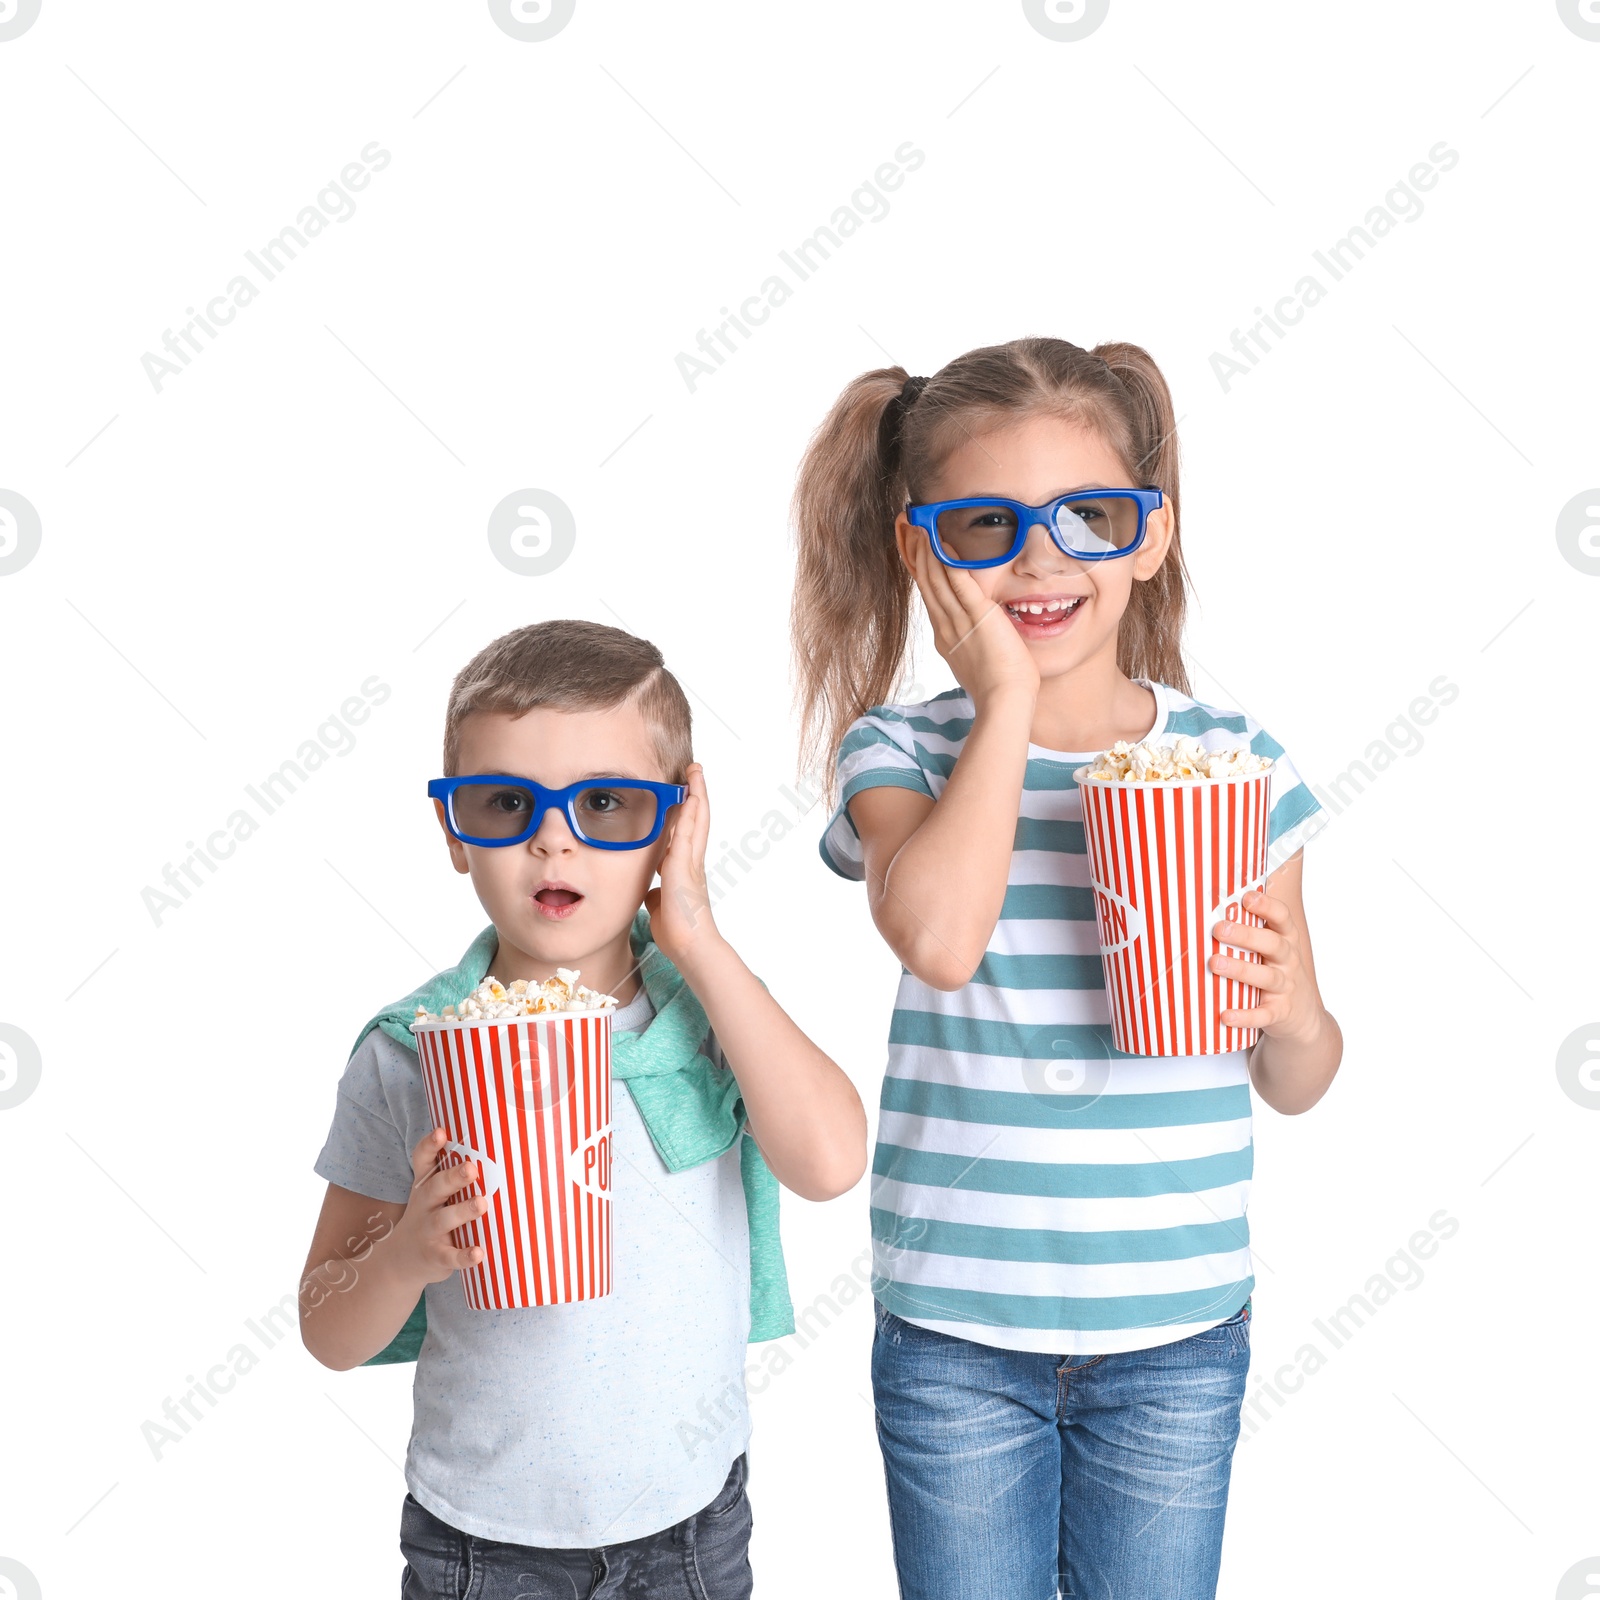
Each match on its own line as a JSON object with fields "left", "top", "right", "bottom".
{"left": 791, "top": 338, "right": 1341, "bottom": 1600}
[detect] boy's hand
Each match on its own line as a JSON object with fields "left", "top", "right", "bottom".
{"left": 644, "top": 762, "right": 722, "bottom": 966}
{"left": 390, "top": 1128, "right": 489, "bottom": 1286}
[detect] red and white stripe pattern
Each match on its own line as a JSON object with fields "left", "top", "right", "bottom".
{"left": 1075, "top": 770, "right": 1273, "bottom": 1057}
{"left": 414, "top": 1012, "right": 612, "bottom": 1308}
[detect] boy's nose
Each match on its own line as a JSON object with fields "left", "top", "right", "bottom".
{"left": 530, "top": 807, "right": 576, "bottom": 849}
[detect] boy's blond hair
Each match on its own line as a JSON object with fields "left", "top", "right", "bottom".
{"left": 443, "top": 620, "right": 693, "bottom": 780}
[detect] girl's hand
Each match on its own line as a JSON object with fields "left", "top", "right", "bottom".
{"left": 1209, "top": 888, "right": 1326, "bottom": 1045}
{"left": 908, "top": 534, "right": 1039, "bottom": 711}
{"left": 644, "top": 762, "right": 722, "bottom": 966}
{"left": 390, "top": 1128, "right": 488, "bottom": 1286}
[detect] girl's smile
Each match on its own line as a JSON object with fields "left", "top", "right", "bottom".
{"left": 1001, "top": 590, "right": 1089, "bottom": 638}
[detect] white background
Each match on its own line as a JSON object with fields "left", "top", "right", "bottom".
{"left": 2, "top": 2, "right": 1597, "bottom": 1596}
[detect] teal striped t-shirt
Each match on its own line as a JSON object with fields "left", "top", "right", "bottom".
{"left": 819, "top": 679, "right": 1327, "bottom": 1354}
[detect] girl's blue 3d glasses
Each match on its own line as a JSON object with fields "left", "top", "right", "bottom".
{"left": 907, "top": 487, "right": 1163, "bottom": 569}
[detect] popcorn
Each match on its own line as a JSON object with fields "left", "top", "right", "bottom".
{"left": 1085, "top": 733, "right": 1273, "bottom": 783}
{"left": 411, "top": 969, "right": 618, "bottom": 1026}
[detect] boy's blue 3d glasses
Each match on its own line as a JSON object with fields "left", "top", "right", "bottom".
{"left": 429, "top": 776, "right": 686, "bottom": 850}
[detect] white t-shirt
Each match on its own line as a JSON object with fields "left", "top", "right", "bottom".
{"left": 314, "top": 984, "right": 752, "bottom": 1546}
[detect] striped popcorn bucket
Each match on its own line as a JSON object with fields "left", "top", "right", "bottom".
{"left": 1072, "top": 767, "right": 1274, "bottom": 1057}
{"left": 411, "top": 1011, "right": 612, "bottom": 1308}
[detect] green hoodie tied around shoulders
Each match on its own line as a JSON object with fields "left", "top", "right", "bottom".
{"left": 351, "top": 910, "right": 795, "bottom": 1365}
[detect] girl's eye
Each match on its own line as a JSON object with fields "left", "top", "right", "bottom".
{"left": 964, "top": 509, "right": 1017, "bottom": 532}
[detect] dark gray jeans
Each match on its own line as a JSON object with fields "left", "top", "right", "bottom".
{"left": 399, "top": 1453, "right": 753, "bottom": 1599}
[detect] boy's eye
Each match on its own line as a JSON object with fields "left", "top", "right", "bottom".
{"left": 485, "top": 787, "right": 532, "bottom": 815}
{"left": 575, "top": 785, "right": 660, "bottom": 843}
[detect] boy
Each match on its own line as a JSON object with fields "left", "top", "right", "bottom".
{"left": 300, "top": 620, "right": 867, "bottom": 1598}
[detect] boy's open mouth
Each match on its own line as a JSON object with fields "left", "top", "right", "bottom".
{"left": 533, "top": 882, "right": 584, "bottom": 919}
{"left": 1003, "top": 594, "right": 1086, "bottom": 637}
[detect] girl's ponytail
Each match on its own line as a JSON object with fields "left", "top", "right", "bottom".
{"left": 790, "top": 367, "right": 918, "bottom": 790}
{"left": 1090, "top": 342, "right": 1192, "bottom": 698}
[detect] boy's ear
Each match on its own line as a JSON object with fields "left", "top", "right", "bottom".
{"left": 434, "top": 798, "right": 471, "bottom": 875}
{"left": 651, "top": 803, "right": 681, "bottom": 869}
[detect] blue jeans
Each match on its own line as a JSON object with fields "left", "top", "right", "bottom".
{"left": 871, "top": 1300, "right": 1251, "bottom": 1600}
{"left": 399, "top": 1453, "right": 752, "bottom": 1599}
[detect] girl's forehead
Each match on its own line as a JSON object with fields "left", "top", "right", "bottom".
{"left": 928, "top": 414, "right": 1127, "bottom": 497}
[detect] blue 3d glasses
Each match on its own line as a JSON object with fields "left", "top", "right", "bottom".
{"left": 429, "top": 776, "right": 687, "bottom": 850}
{"left": 906, "top": 487, "right": 1164, "bottom": 569}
